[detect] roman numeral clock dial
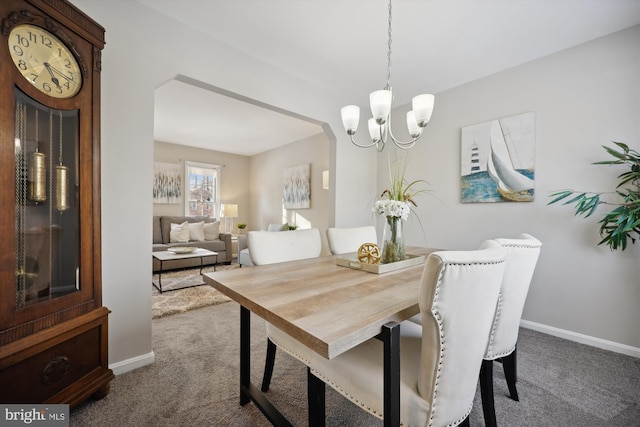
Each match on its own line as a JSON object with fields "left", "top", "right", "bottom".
{"left": 8, "top": 23, "right": 82, "bottom": 99}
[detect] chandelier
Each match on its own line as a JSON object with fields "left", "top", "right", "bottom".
{"left": 340, "top": 0, "right": 434, "bottom": 151}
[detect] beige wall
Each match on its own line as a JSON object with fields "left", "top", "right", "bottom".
{"left": 153, "top": 141, "right": 251, "bottom": 227}
{"left": 154, "top": 136, "right": 330, "bottom": 251}
{"left": 250, "top": 133, "right": 331, "bottom": 254}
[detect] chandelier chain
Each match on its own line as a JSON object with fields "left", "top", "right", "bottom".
{"left": 386, "top": 0, "right": 392, "bottom": 91}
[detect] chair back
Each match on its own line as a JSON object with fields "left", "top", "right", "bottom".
{"left": 326, "top": 226, "right": 377, "bottom": 255}
{"left": 484, "top": 233, "right": 541, "bottom": 359}
{"left": 248, "top": 228, "right": 321, "bottom": 266}
{"left": 417, "top": 241, "right": 506, "bottom": 427}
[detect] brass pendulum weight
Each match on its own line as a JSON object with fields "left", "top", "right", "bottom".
{"left": 55, "top": 111, "right": 69, "bottom": 212}
{"left": 29, "top": 108, "right": 47, "bottom": 203}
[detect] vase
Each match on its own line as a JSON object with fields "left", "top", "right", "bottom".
{"left": 381, "top": 215, "right": 405, "bottom": 264}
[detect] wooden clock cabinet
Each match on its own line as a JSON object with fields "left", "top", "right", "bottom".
{"left": 0, "top": 0, "right": 113, "bottom": 406}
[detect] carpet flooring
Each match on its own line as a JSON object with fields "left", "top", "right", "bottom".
{"left": 70, "top": 301, "right": 640, "bottom": 427}
{"left": 152, "top": 266, "right": 235, "bottom": 319}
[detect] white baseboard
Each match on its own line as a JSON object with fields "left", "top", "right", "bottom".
{"left": 520, "top": 320, "right": 640, "bottom": 359}
{"left": 109, "top": 351, "right": 155, "bottom": 375}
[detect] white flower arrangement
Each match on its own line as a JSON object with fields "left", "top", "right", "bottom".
{"left": 373, "top": 199, "right": 411, "bottom": 220}
{"left": 373, "top": 155, "right": 429, "bottom": 220}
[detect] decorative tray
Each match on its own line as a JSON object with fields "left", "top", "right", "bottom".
{"left": 168, "top": 246, "right": 198, "bottom": 254}
{"left": 336, "top": 253, "right": 426, "bottom": 274}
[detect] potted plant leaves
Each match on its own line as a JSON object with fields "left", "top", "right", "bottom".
{"left": 548, "top": 142, "right": 640, "bottom": 251}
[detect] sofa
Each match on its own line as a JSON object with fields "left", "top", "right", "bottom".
{"left": 153, "top": 215, "right": 232, "bottom": 272}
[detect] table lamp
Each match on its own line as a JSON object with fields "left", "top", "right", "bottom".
{"left": 221, "top": 203, "right": 238, "bottom": 233}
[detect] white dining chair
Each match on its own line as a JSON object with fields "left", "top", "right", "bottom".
{"left": 326, "top": 226, "right": 377, "bottom": 255}
{"left": 306, "top": 242, "right": 507, "bottom": 427}
{"left": 238, "top": 223, "right": 288, "bottom": 267}
{"left": 246, "top": 228, "right": 322, "bottom": 392}
{"left": 479, "top": 233, "right": 541, "bottom": 427}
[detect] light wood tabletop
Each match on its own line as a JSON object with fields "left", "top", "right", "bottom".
{"left": 203, "top": 246, "right": 437, "bottom": 359}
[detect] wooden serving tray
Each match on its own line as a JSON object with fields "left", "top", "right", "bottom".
{"left": 336, "top": 253, "right": 426, "bottom": 274}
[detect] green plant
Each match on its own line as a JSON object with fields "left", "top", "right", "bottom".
{"left": 286, "top": 224, "right": 298, "bottom": 231}
{"left": 237, "top": 223, "right": 247, "bottom": 229}
{"left": 380, "top": 154, "right": 430, "bottom": 206}
{"left": 548, "top": 142, "right": 640, "bottom": 251}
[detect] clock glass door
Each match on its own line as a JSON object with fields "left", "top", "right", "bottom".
{"left": 14, "top": 89, "right": 80, "bottom": 306}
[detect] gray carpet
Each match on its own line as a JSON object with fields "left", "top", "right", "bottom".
{"left": 70, "top": 301, "right": 640, "bottom": 426}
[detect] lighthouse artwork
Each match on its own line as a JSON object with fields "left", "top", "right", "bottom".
{"left": 461, "top": 112, "right": 536, "bottom": 203}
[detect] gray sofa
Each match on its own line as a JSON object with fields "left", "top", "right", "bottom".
{"left": 153, "top": 215, "right": 232, "bottom": 272}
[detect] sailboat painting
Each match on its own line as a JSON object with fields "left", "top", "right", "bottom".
{"left": 461, "top": 112, "right": 535, "bottom": 203}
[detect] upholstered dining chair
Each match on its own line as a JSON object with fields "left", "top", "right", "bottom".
{"left": 326, "top": 226, "right": 377, "bottom": 255}
{"left": 306, "top": 242, "right": 507, "bottom": 427}
{"left": 246, "top": 228, "right": 322, "bottom": 392}
{"left": 479, "top": 233, "right": 542, "bottom": 427}
{"left": 239, "top": 223, "right": 289, "bottom": 267}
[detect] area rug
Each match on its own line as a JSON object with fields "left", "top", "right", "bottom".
{"left": 151, "top": 265, "right": 237, "bottom": 319}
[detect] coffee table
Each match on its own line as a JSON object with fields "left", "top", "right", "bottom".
{"left": 152, "top": 248, "right": 218, "bottom": 293}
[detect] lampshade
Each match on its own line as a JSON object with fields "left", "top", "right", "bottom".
{"left": 368, "top": 118, "right": 381, "bottom": 143}
{"left": 369, "top": 90, "right": 392, "bottom": 124}
{"left": 412, "top": 94, "right": 435, "bottom": 127}
{"left": 406, "top": 111, "right": 422, "bottom": 138}
{"left": 341, "top": 105, "right": 360, "bottom": 134}
{"left": 220, "top": 203, "right": 238, "bottom": 218}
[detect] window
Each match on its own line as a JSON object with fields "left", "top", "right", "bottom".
{"left": 185, "top": 161, "right": 220, "bottom": 217}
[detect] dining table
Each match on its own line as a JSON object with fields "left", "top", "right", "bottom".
{"left": 203, "top": 246, "right": 438, "bottom": 427}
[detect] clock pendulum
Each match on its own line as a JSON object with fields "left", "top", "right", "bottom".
{"left": 29, "top": 107, "right": 46, "bottom": 203}
{"left": 55, "top": 111, "right": 68, "bottom": 212}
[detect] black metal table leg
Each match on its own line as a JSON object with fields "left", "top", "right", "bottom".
{"left": 377, "top": 322, "right": 400, "bottom": 427}
{"left": 308, "top": 368, "right": 326, "bottom": 427}
{"left": 240, "top": 306, "right": 251, "bottom": 405}
{"left": 238, "top": 306, "right": 293, "bottom": 427}
{"left": 152, "top": 255, "right": 210, "bottom": 293}
{"left": 152, "top": 260, "right": 164, "bottom": 293}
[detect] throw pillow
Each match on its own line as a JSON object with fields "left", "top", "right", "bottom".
{"left": 204, "top": 221, "right": 221, "bottom": 241}
{"left": 188, "top": 221, "right": 205, "bottom": 242}
{"left": 170, "top": 221, "right": 190, "bottom": 243}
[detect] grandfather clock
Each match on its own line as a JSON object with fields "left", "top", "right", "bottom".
{"left": 0, "top": 0, "right": 113, "bottom": 406}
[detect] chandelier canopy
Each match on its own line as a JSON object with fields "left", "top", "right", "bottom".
{"left": 340, "top": 0, "right": 434, "bottom": 151}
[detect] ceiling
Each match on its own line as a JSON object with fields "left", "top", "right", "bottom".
{"left": 142, "top": 0, "right": 640, "bottom": 156}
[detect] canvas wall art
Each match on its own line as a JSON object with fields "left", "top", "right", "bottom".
{"left": 461, "top": 112, "right": 536, "bottom": 203}
{"left": 284, "top": 164, "right": 310, "bottom": 209}
{"left": 153, "top": 162, "right": 182, "bottom": 204}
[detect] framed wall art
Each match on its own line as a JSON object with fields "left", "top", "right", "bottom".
{"left": 461, "top": 112, "right": 535, "bottom": 203}
{"left": 153, "top": 162, "right": 182, "bottom": 204}
{"left": 284, "top": 163, "right": 311, "bottom": 209}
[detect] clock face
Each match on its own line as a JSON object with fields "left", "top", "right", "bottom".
{"left": 8, "top": 24, "right": 82, "bottom": 99}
